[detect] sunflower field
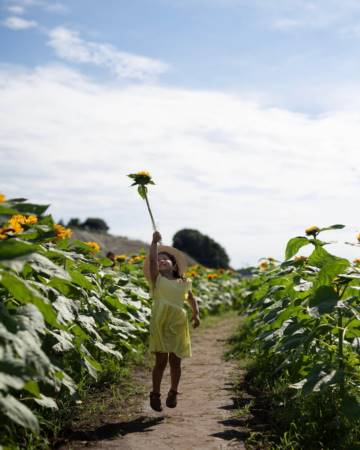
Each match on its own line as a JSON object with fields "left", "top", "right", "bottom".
{"left": 229, "top": 225, "right": 360, "bottom": 449}
{"left": 0, "top": 195, "right": 241, "bottom": 449}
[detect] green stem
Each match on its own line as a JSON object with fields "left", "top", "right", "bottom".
{"left": 338, "top": 311, "right": 345, "bottom": 398}
{"left": 144, "top": 192, "right": 157, "bottom": 232}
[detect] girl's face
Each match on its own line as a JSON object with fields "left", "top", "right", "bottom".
{"left": 158, "top": 252, "right": 176, "bottom": 273}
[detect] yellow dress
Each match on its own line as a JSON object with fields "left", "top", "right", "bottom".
{"left": 148, "top": 273, "right": 192, "bottom": 358}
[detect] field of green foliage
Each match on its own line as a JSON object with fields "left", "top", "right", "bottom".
{"left": 1, "top": 193, "right": 359, "bottom": 450}
{"left": 229, "top": 225, "right": 360, "bottom": 449}
{"left": 0, "top": 195, "right": 241, "bottom": 449}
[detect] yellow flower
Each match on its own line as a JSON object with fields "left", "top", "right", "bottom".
{"left": 54, "top": 224, "right": 73, "bottom": 239}
{"left": 186, "top": 270, "right": 198, "bottom": 277}
{"left": 294, "top": 255, "right": 308, "bottom": 263}
{"left": 137, "top": 171, "right": 150, "bottom": 177}
{"left": 8, "top": 215, "right": 25, "bottom": 233}
{"left": 84, "top": 241, "right": 101, "bottom": 252}
{"left": 259, "top": 260, "right": 269, "bottom": 270}
{"left": 129, "top": 255, "right": 145, "bottom": 263}
{"left": 0, "top": 231, "right": 7, "bottom": 240}
{"left": 353, "top": 258, "right": 360, "bottom": 265}
{"left": 0, "top": 194, "right": 5, "bottom": 203}
{"left": 357, "top": 233, "right": 360, "bottom": 242}
{"left": 6, "top": 214, "right": 38, "bottom": 234}
{"left": 25, "top": 215, "right": 38, "bottom": 225}
{"left": 115, "top": 254, "right": 128, "bottom": 262}
{"left": 305, "top": 225, "right": 320, "bottom": 236}
{"left": 207, "top": 273, "right": 218, "bottom": 280}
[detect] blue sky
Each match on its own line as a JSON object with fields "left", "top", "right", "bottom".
{"left": 1, "top": 0, "right": 360, "bottom": 267}
{"left": 3, "top": 0, "right": 360, "bottom": 110}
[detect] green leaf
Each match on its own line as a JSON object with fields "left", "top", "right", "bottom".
{"left": 48, "top": 277, "right": 79, "bottom": 297}
{"left": 0, "top": 373, "right": 24, "bottom": 391}
{"left": 0, "top": 239, "right": 37, "bottom": 260}
{"left": 23, "top": 380, "right": 41, "bottom": 397}
{"left": 30, "top": 253, "right": 71, "bottom": 279}
{"left": 307, "top": 246, "right": 335, "bottom": 269}
{"left": 49, "top": 329, "right": 75, "bottom": 352}
{"left": 309, "top": 286, "right": 340, "bottom": 314}
{"left": 319, "top": 224, "right": 345, "bottom": 232}
{"left": 69, "top": 270, "right": 95, "bottom": 291}
{"left": 33, "top": 394, "right": 58, "bottom": 410}
{"left": 15, "top": 203, "right": 49, "bottom": 216}
{"left": 311, "top": 252, "right": 349, "bottom": 290}
{"left": 0, "top": 393, "right": 39, "bottom": 432}
{"left": 83, "top": 355, "right": 102, "bottom": 379}
{"left": 0, "top": 205, "right": 20, "bottom": 215}
{"left": 285, "top": 237, "right": 311, "bottom": 260}
{"left": 137, "top": 185, "right": 147, "bottom": 200}
{"left": 0, "top": 273, "right": 59, "bottom": 327}
{"left": 94, "top": 341, "right": 123, "bottom": 359}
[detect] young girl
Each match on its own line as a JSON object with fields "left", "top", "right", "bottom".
{"left": 143, "top": 230, "right": 200, "bottom": 412}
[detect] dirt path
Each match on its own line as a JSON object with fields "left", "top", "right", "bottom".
{"left": 61, "top": 313, "right": 245, "bottom": 450}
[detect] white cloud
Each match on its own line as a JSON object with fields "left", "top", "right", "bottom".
{"left": 5, "top": 5, "right": 26, "bottom": 14}
{"left": 0, "top": 64, "right": 359, "bottom": 267}
{"left": 2, "top": 15, "right": 38, "bottom": 30}
{"left": 47, "top": 27, "right": 169, "bottom": 81}
{"left": 4, "top": 0, "right": 68, "bottom": 14}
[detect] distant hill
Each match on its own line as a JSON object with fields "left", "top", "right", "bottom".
{"left": 70, "top": 229, "right": 198, "bottom": 265}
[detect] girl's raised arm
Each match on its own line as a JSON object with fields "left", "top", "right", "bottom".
{"left": 149, "top": 231, "right": 161, "bottom": 287}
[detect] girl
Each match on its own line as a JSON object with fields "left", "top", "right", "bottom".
{"left": 143, "top": 230, "right": 200, "bottom": 412}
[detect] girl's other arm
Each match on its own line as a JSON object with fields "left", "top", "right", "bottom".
{"left": 150, "top": 231, "right": 161, "bottom": 287}
{"left": 187, "top": 290, "right": 200, "bottom": 328}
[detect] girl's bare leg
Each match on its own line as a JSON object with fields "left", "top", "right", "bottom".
{"left": 152, "top": 352, "right": 168, "bottom": 393}
{"left": 169, "top": 352, "right": 181, "bottom": 391}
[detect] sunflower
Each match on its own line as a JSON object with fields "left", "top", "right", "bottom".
{"left": 54, "top": 224, "right": 73, "bottom": 239}
{"left": 305, "top": 225, "right": 320, "bottom": 236}
{"left": 115, "top": 254, "right": 128, "bottom": 262}
{"left": 84, "top": 241, "right": 101, "bottom": 252}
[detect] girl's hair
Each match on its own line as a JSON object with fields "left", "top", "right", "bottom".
{"left": 159, "top": 251, "right": 186, "bottom": 281}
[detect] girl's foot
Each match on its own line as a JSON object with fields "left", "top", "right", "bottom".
{"left": 166, "top": 389, "right": 178, "bottom": 408}
{"left": 149, "top": 391, "right": 162, "bottom": 412}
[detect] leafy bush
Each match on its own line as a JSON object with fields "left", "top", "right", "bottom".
{"left": 81, "top": 218, "right": 109, "bottom": 232}
{"left": 173, "top": 228, "right": 230, "bottom": 268}
{"left": 229, "top": 224, "right": 360, "bottom": 449}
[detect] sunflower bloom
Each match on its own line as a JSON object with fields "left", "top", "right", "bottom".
{"left": 25, "top": 215, "right": 38, "bottom": 225}
{"left": 129, "top": 255, "right": 144, "bottom": 264}
{"left": 259, "top": 260, "right": 269, "bottom": 270}
{"left": 353, "top": 258, "right": 360, "bottom": 265}
{"left": 54, "top": 224, "right": 73, "bottom": 239}
{"left": 8, "top": 215, "right": 26, "bottom": 233}
{"left": 305, "top": 225, "right": 320, "bottom": 236}
{"left": 137, "top": 171, "right": 150, "bottom": 177}
{"left": 207, "top": 273, "right": 218, "bottom": 280}
{"left": 357, "top": 233, "right": 360, "bottom": 242}
{"left": 84, "top": 241, "right": 101, "bottom": 252}
{"left": 115, "top": 254, "right": 128, "bottom": 262}
{"left": 0, "top": 194, "right": 5, "bottom": 203}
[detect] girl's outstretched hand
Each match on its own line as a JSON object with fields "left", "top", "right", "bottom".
{"left": 152, "top": 231, "right": 162, "bottom": 244}
{"left": 192, "top": 314, "right": 200, "bottom": 328}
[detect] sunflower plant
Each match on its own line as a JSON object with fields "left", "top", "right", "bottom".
{"left": 128, "top": 170, "right": 157, "bottom": 232}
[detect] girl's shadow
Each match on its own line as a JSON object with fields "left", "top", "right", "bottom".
{"left": 54, "top": 415, "right": 164, "bottom": 448}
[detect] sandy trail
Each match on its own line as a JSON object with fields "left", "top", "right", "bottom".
{"left": 81, "top": 313, "right": 245, "bottom": 450}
